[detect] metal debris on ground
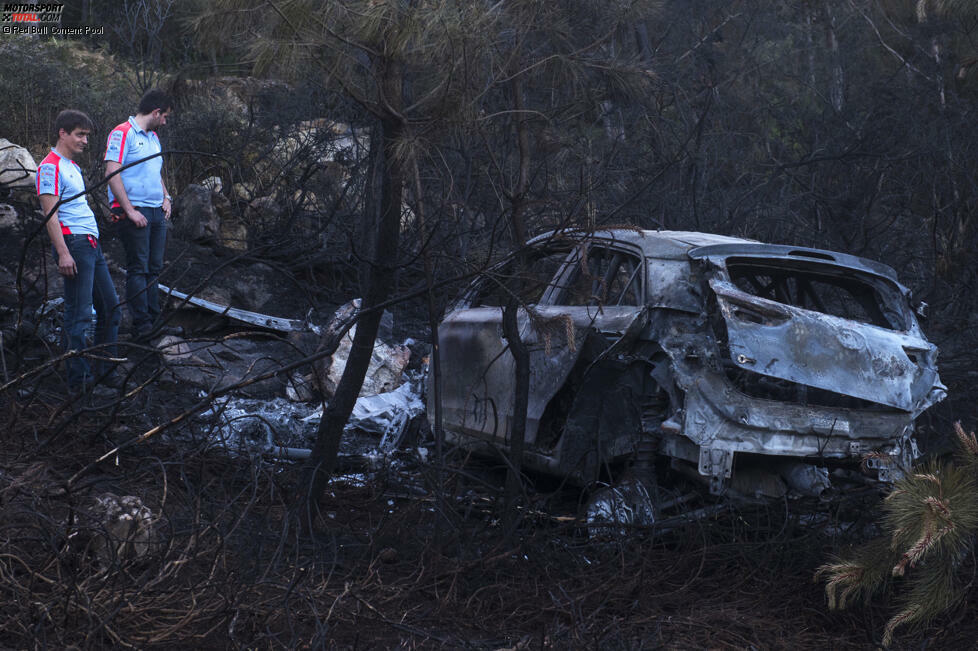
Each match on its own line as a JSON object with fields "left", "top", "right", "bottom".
{"left": 586, "top": 478, "right": 656, "bottom": 538}
{"left": 195, "top": 375, "right": 426, "bottom": 460}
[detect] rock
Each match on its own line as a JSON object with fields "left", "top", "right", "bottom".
{"left": 246, "top": 195, "right": 283, "bottom": 225}
{"left": 285, "top": 370, "right": 319, "bottom": 402}
{"left": 195, "top": 285, "right": 232, "bottom": 307}
{"left": 0, "top": 203, "right": 18, "bottom": 229}
{"left": 200, "top": 175, "right": 223, "bottom": 193}
{"left": 220, "top": 219, "right": 248, "bottom": 251}
{"left": 226, "top": 261, "right": 278, "bottom": 312}
{"left": 157, "top": 335, "right": 288, "bottom": 398}
{"left": 0, "top": 265, "right": 18, "bottom": 305}
{"left": 211, "top": 191, "right": 233, "bottom": 224}
{"left": 172, "top": 184, "right": 221, "bottom": 242}
{"left": 259, "top": 121, "right": 365, "bottom": 193}
{"left": 0, "top": 139, "right": 37, "bottom": 190}
{"left": 321, "top": 160, "right": 350, "bottom": 188}
{"left": 284, "top": 330, "right": 325, "bottom": 402}
{"left": 326, "top": 324, "right": 411, "bottom": 397}
{"left": 164, "top": 260, "right": 288, "bottom": 318}
{"left": 171, "top": 185, "right": 247, "bottom": 251}
{"left": 157, "top": 334, "right": 193, "bottom": 363}
{"left": 290, "top": 190, "right": 327, "bottom": 213}
{"left": 232, "top": 182, "right": 257, "bottom": 201}
{"left": 88, "top": 493, "right": 155, "bottom": 564}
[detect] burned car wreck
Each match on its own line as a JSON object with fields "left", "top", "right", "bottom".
{"left": 432, "top": 229, "right": 945, "bottom": 500}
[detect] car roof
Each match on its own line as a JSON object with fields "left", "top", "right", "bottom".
{"left": 527, "top": 227, "right": 904, "bottom": 287}
{"left": 527, "top": 228, "right": 757, "bottom": 260}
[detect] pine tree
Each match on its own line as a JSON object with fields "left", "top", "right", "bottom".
{"left": 817, "top": 422, "right": 978, "bottom": 646}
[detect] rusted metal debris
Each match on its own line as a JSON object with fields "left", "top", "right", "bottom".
{"left": 432, "top": 229, "right": 945, "bottom": 500}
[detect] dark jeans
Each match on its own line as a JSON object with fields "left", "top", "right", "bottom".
{"left": 118, "top": 205, "right": 166, "bottom": 334}
{"left": 58, "top": 235, "right": 121, "bottom": 387}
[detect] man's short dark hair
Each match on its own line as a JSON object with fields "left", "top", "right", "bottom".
{"left": 53, "top": 109, "right": 94, "bottom": 144}
{"left": 138, "top": 89, "right": 174, "bottom": 115}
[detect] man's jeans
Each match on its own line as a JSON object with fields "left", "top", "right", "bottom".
{"left": 118, "top": 206, "right": 166, "bottom": 334}
{"left": 59, "top": 235, "right": 121, "bottom": 387}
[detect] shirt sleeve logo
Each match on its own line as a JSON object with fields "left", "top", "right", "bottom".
{"left": 37, "top": 163, "right": 57, "bottom": 195}
{"left": 106, "top": 130, "right": 124, "bottom": 161}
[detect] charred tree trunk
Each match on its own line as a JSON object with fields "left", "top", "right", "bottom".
{"left": 824, "top": 2, "right": 845, "bottom": 113}
{"left": 410, "top": 152, "right": 448, "bottom": 533}
{"left": 299, "top": 108, "right": 404, "bottom": 521}
{"left": 501, "top": 77, "right": 532, "bottom": 524}
{"left": 501, "top": 293, "right": 529, "bottom": 521}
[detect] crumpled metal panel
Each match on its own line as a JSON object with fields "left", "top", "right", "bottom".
{"left": 644, "top": 259, "right": 703, "bottom": 312}
{"left": 710, "top": 279, "right": 939, "bottom": 412}
{"left": 435, "top": 305, "right": 644, "bottom": 449}
{"left": 675, "top": 370, "right": 917, "bottom": 453}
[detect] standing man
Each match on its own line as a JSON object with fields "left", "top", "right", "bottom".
{"left": 38, "top": 109, "right": 121, "bottom": 395}
{"left": 105, "top": 89, "right": 173, "bottom": 340}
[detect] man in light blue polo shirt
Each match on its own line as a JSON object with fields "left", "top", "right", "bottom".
{"left": 105, "top": 89, "right": 173, "bottom": 340}
{"left": 38, "top": 109, "right": 121, "bottom": 396}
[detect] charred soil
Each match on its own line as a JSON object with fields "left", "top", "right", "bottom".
{"left": 2, "top": 377, "right": 977, "bottom": 649}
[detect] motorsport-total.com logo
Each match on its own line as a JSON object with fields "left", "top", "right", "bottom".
{"left": 1, "top": 3, "right": 104, "bottom": 35}
{"left": 1, "top": 2, "right": 63, "bottom": 23}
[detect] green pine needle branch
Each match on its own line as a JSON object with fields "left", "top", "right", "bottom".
{"left": 817, "top": 422, "right": 978, "bottom": 647}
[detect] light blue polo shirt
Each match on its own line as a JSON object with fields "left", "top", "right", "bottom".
{"left": 36, "top": 149, "right": 99, "bottom": 238}
{"left": 105, "top": 116, "right": 164, "bottom": 208}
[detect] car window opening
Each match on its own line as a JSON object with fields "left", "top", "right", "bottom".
{"left": 726, "top": 260, "right": 906, "bottom": 330}
{"left": 471, "top": 248, "right": 571, "bottom": 307}
{"left": 558, "top": 247, "right": 642, "bottom": 306}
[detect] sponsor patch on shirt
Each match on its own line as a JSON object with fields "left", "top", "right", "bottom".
{"left": 106, "top": 129, "right": 125, "bottom": 161}
{"left": 37, "top": 163, "right": 57, "bottom": 195}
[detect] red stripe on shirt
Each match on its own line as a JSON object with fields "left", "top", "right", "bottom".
{"left": 108, "top": 122, "right": 132, "bottom": 163}
{"left": 37, "top": 152, "right": 60, "bottom": 196}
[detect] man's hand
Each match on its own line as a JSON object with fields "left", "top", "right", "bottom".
{"left": 58, "top": 251, "right": 77, "bottom": 277}
{"left": 162, "top": 196, "right": 172, "bottom": 220}
{"left": 127, "top": 207, "right": 148, "bottom": 228}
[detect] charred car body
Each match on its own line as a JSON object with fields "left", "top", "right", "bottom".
{"left": 432, "top": 230, "right": 945, "bottom": 499}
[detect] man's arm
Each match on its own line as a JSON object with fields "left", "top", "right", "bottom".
{"left": 161, "top": 175, "right": 171, "bottom": 220}
{"left": 105, "top": 159, "right": 147, "bottom": 228}
{"left": 40, "top": 194, "right": 76, "bottom": 277}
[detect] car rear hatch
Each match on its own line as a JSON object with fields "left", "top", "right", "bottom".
{"left": 688, "top": 244, "right": 943, "bottom": 414}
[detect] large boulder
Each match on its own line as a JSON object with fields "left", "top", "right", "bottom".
{"left": 0, "top": 139, "right": 37, "bottom": 190}
{"left": 172, "top": 184, "right": 249, "bottom": 250}
{"left": 171, "top": 184, "right": 222, "bottom": 242}
{"left": 225, "top": 261, "right": 278, "bottom": 311}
